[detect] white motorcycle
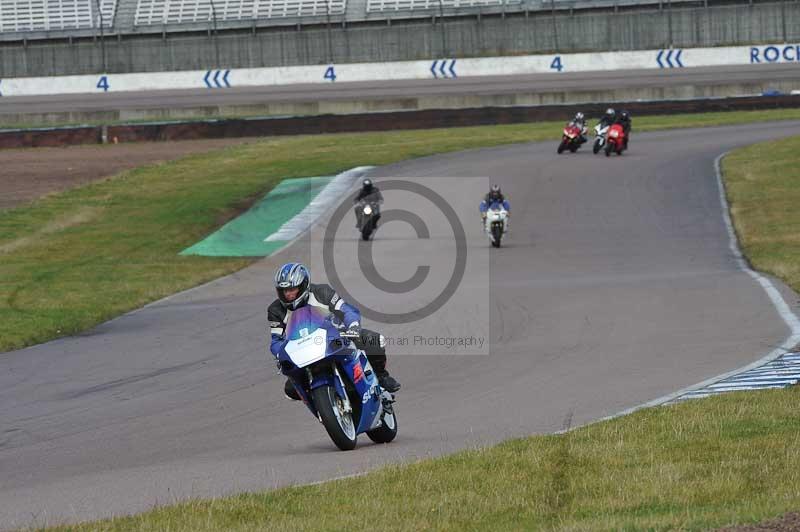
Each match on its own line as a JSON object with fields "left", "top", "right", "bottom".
{"left": 484, "top": 205, "right": 509, "bottom": 248}
{"left": 593, "top": 123, "right": 609, "bottom": 154}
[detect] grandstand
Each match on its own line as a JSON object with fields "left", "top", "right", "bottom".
{"left": 0, "top": 0, "right": 710, "bottom": 40}
{"left": 0, "top": 0, "right": 791, "bottom": 78}
{"left": 0, "top": 0, "right": 116, "bottom": 33}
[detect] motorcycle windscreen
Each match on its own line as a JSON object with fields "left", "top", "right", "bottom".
{"left": 283, "top": 306, "right": 330, "bottom": 367}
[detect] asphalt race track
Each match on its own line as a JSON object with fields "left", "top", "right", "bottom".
{"left": 0, "top": 64, "right": 797, "bottom": 115}
{"left": 2, "top": 121, "right": 800, "bottom": 529}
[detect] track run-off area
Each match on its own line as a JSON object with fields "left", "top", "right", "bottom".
{"left": 2, "top": 121, "right": 800, "bottom": 528}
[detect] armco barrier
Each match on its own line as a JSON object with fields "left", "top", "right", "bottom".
{"left": 2, "top": 95, "right": 799, "bottom": 149}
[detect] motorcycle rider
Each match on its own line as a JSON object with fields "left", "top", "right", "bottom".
{"left": 479, "top": 184, "right": 511, "bottom": 231}
{"left": 598, "top": 108, "right": 617, "bottom": 129}
{"left": 353, "top": 178, "right": 384, "bottom": 229}
{"left": 268, "top": 262, "right": 401, "bottom": 400}
{"left": 615, "top": 110, "right": 632, "bottom": 148}
{"left": 570, "top": 112, "right": 589, "bottom": 144}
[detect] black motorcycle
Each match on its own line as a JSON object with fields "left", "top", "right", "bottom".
{"left": 357, "top": 201, "right": 381, "bottom": 241}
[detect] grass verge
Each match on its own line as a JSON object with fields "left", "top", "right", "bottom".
{"left": 723, "top": 135, "right": 800, "bottom": 292}
{"left": 46, "top": 386, "right": 800, "bottom": 531}
{"left": 2, "top": 108, "right": 800, "bottom": 353}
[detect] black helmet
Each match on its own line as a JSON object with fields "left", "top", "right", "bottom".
{"left": 274, "top": 262, "right": 310, "bottom": 310}
{"left": 620, "top": 110, "right": 630, "bottom": 120}
{"left": 362, "top": 179, "right": 374, "bottom": 191}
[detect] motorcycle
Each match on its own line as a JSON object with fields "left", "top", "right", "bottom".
{"left": 557, "top": 122, "right": 585, "bottom": 154}
{"left": 604, "top": 123, "right": 627, "bottom": 157}
{"left": 593, "top": 123, "right": 609, "bottom": 154}
{"left": 275, "top": 305, "right": 397, "bottom": 451}
{"left": 357, "top": 200, "right": 381, "bottom": 241}
{"left": 484, "top": 202, "right": 509, "bottom": 248}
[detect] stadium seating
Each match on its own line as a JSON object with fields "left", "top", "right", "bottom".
{"left": 0, "top": 0, "right": 116, "bottom": 32}
{"left": 133, "top": 0, "right": 345, "bottom": 25}
{"left": 367, "top": 0, "right": 519, "bottom": 12}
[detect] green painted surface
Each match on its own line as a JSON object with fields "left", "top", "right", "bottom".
{"left": 180, "top": 176, "right": 331, "bottom": 257}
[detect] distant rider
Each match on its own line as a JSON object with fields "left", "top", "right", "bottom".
{"left": 479, "top": 184, "right": 511, "bottom": 231}
{"left": 598, "top": 108, "right": 617, "bottom": 129}
{"left": 268, "top": 262, "right": 400, "bottom": 400}
{"left": 353, "top": 178, "right": 384, "bottom": 229}
{"left": 570, "top": 112, "right": 589, "bottom": 144}
{"left": 615, "top": 110, "right": 632, "bottom": 149}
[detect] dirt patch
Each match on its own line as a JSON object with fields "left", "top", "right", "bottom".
{"left": 717, "top": 512, "right": 800, "bottom": 531}
{"left": 0, "top": 138, "right": 256, "bottom": 211}
{"left": 0, "top": 206, "right": 104, "bottom": 254}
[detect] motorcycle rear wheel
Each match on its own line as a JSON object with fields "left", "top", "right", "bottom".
{"left": 312, "top": 385, "right": 358, "bottom": 451}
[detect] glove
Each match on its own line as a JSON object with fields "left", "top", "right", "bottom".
{"left": 342, "top": 322, "right": 361, "bottom": 338}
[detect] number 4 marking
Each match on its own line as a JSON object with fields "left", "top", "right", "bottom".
{"left": 550, "top": 56, "right": 563, "bottom": 72}
{"left": 324, "top": 66, "right": 336, "bottom": 82}
{"left": 97, "top": 75, "right": 110, "bottom": 92}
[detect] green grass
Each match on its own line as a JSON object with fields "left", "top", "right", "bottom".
{"left": 2, "top": 108, "right": 800, "bottom": 353}
{"left": 45, "top": 386, "right": 800, "bottom": 531}
{"left": 723, "top": 135, "right": 800, "bottom": 293}
{"left": 5, "top": 109, "right": 800, "bottom": 531}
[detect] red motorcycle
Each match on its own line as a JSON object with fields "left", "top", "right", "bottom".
{"left": 557, "top": 122, "right": 585, "bottom": 154}
{"left": 604, "top": 123, "right": 628, "bottom": 156}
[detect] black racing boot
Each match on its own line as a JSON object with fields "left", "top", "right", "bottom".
{"left": 284, "top": 378, "right": 301, "bottom": 401}
{"left": 378, "top": 372, "right": 401, "bottom": 393}
{"left": 375, "top": 368, "right": 401, "bottom": 393}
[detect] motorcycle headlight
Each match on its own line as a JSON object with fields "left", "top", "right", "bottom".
{"left": 363, "top": 205, "right": 372, "bottom": 215}
{"left": 609, "top": 130, "right": 619, "bottom": 138}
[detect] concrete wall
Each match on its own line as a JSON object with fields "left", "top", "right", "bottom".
{"left": 7, "top": 43, "right": 800, "bottom": 97}
{"left": 1, "top": 1, "right": 798, "bottom": 78}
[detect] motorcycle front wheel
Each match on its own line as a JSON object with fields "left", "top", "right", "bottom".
{"left": 491, "top": 225, "right": 503, "bottom": 248}
{"left": 593, "top": 139, "right": 602, "bottom": 154}
{"left": 312, "top": 385, "right": 357, "bottom": 451}
{"left": 367, "top": 405, "right": 398, "bottom": 444}
{"left": 557, "top": 139, "right": 567, "bottom": 154}
{"left": 361, "top": 220, "right": 374, "bottom": 241}
{"left": 605, "top": 142, "right": 613, "bottom": 157}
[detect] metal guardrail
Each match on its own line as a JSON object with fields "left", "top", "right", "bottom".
{"left": 3, "top": 94, "right": 800, "bottom": 149}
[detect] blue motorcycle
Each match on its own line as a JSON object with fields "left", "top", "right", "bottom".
{"left": 274, "top": 305, "right": 397, "bottom": 451}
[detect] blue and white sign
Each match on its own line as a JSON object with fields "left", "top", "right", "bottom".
{"left": 430, "top": 59, "right": 457, "bottom": 79}
{"left": 204, "top": 69, "right": 231, "bottom": 88}
{"left": 750, "top": 45, "right": 800, "bottom": 63}
{"left": 656, "top": 49, "right": 684, "bottom": 68}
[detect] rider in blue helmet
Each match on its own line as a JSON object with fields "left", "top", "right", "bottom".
{"left": 268, "top": 262, "right": 401, "bottom": 400}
